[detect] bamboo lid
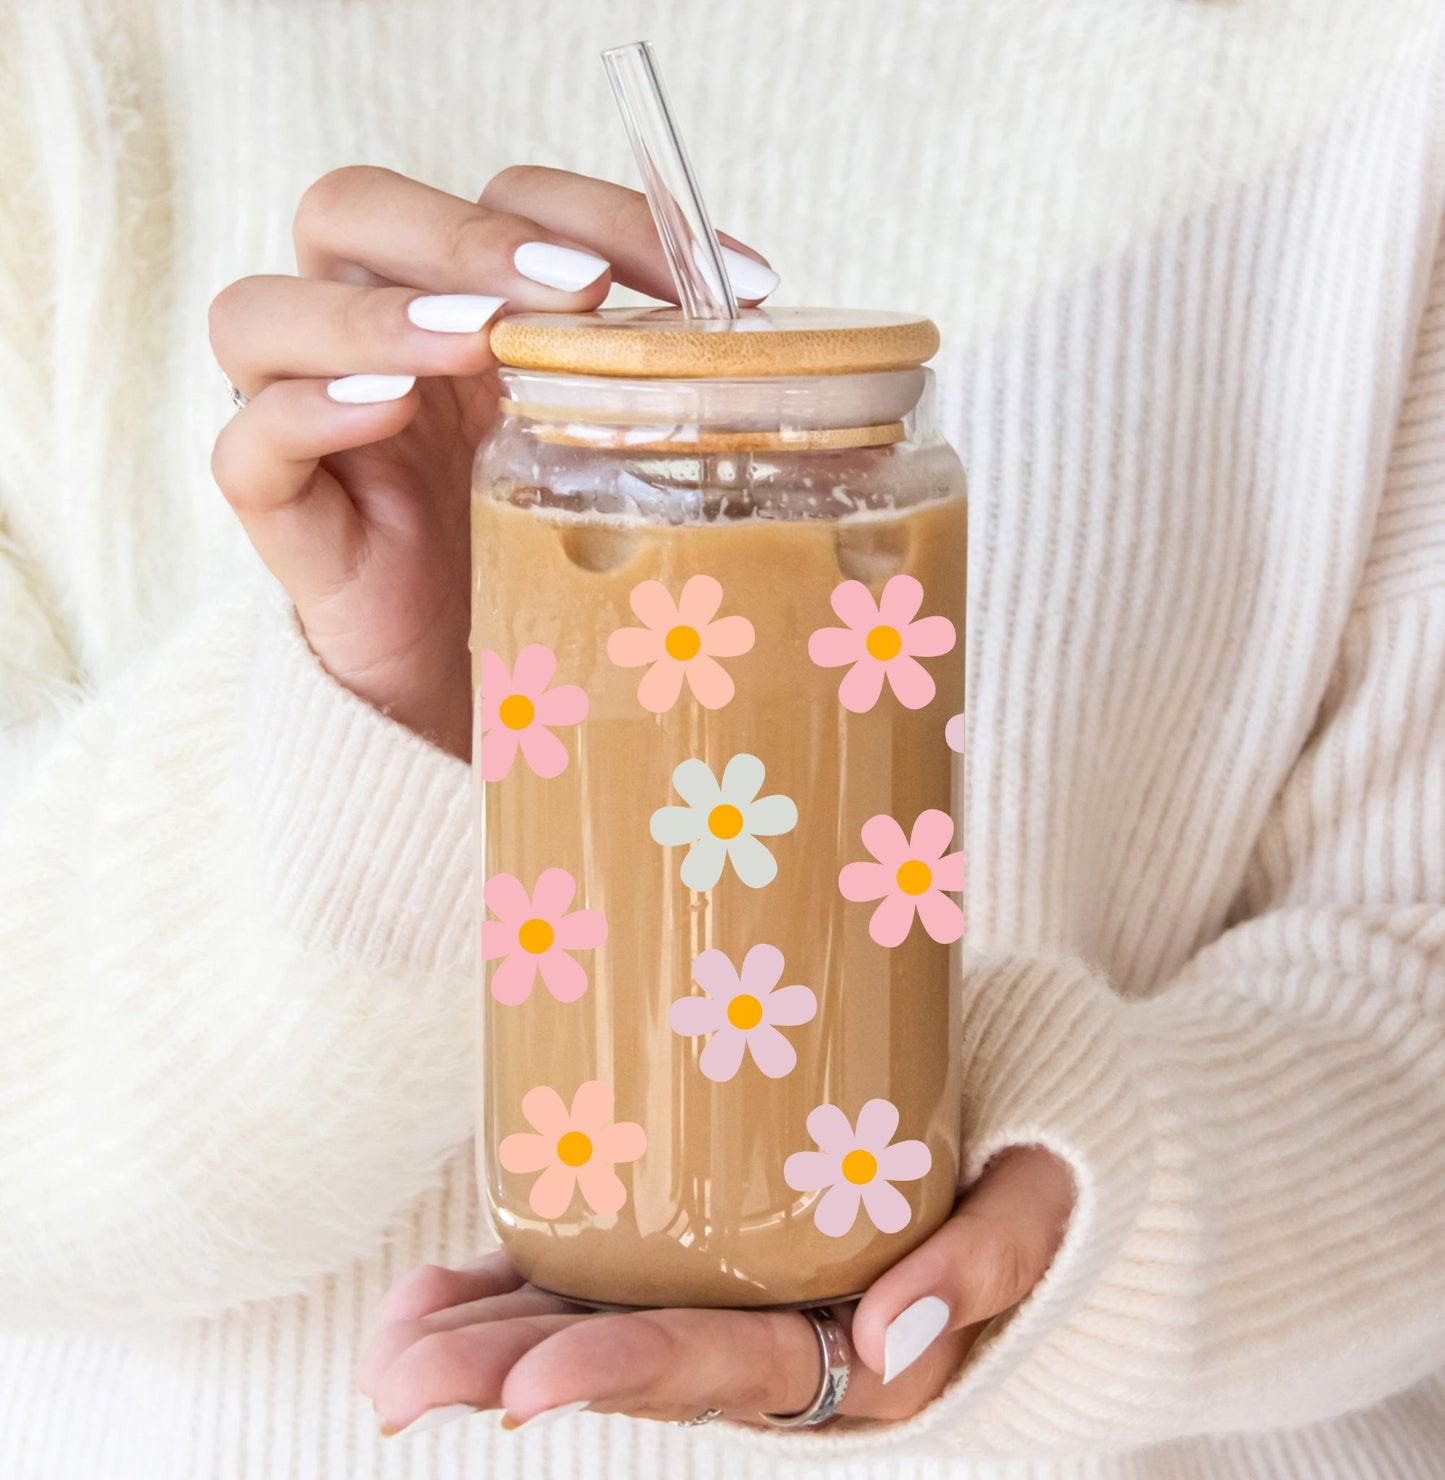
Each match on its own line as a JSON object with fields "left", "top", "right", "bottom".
{"left": 490, "top": 306, "right": 939, "bottom": 379}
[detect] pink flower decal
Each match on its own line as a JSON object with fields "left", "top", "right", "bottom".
{"left": 477, "top": 644, "right": 588, "bottom": 781}
{"left": 808, "top": 574, "right": 956, "bottom": 713}
{"left": 946, "top": 713, "right": 964, "bottom": 754}
{"left": 784, "top": 1099, "right": 932, "bottom": 1237}
{"left": 606, "top": 575, "right": 755, "bottom": 712}
{"left": 839, "top": 809, "right": 964, "bottom": 947}
{"left": 669, "top": 944, "right": 817, "bottom": 1082}
{"left": 498, "top": 1081, "right": 646, "bottom": 1219}
{"left": 480, "top": 868, "right": 607, "bottom": 1005}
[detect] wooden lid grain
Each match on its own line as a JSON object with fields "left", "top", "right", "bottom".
{"left": 490, "top": 306, "right": 939, "bottom": 378}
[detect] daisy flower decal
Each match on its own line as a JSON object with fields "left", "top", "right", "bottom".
{"left": 606, "top": 575, "right": 755, "bottom": 713}
{"left": 476, "top": 644, "right": 588, "bottom": 782}
{"left": 498, "top": 1081, "right": 646, "bottom": 1219}
{"left": 783, "top": 1099, "right": 932, "bottom": 1237}
{"left": 650, "top": 753, "right": 798, "bottom": 890}
{"left": 669, "top": 943, "right": 817, "bottom": 1082}
{"left": 480, "top": 868, "right": 607, "bottom": 1005}
{"left": 808, "top": 574, "right": 956, "bottom": 713}
{"left": 839, "top": 809, "right": 964, "bottom": 947}
{"left": 946, "top": 713, "right": 964, "bottom": 754}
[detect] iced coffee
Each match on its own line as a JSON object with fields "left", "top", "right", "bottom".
{"left": 472, "top": 309, "right": 965, "bottom": 1309}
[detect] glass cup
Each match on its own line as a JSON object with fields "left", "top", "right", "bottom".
{"left": 472, "top": 309, "right": 965, "bottom": 1309}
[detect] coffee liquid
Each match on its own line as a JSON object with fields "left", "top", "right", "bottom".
{"left": 473, "top": 493, "right": 964, "bottom": 1309}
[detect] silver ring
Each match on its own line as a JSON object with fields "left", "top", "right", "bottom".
{"left": 222, "top": 371, "right": 248, "bottom": 411}
{"left": 759, "top": 1306, "right": 850, "bottom": 1428}
{"left": 670, "top": 1406, "right": 722, "bottom": 1427}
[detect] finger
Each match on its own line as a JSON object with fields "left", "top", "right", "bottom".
{"left": 480, "top": 165, "right": 779, "bottom": 305}
{"left": 851, "top": 1145, "right": 1076, "bottom": 1386}
{"left": 293, "top": 165, "right": 612, "bottom": 309}
{"left": 210, "top": 373, "right": 418, "bottom": 594}
{"left": 358, "top": 1285, "right": 576, "bottom": 1398}
{"left": 371, "top": 1313, "right": 591, "bottom": 1435}
{"left": 498, "top": 1307, "right": 824, "bottom": 1426}
{"left": 211, "top": 277, "right": 505, "bottom": 398}
{"left": 377, "top": 1253, "right": 526, "bottom": 1324}
{"left": 498, "top": 1302, "right": 972, "bottom": 1428}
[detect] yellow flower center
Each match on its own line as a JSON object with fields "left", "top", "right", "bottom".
{"left": 896, "top": 859, "right": 933, "bottom": 896}
{"left": 865, "top": 624, "right": 903, "bottom": 661}
{"left": 498, "top": 693, "right": 535, "bottom": 730}
{"left": 556, "top": 1131, "right": 593, "bottom": 1167}
{"left": 841, "top": 1149, "right": 878, "bottom": 1185}
{"left": 708, "top": 803, "right": 745, "bottom": 840}
{"left": 665, "top": 624, "right": 702, "bottom": 661}
{"left": 517, "top": 918, "right": 555, "bottom": 955}
{"left": 726, "top": 993, "right": 764, "bottom": 1030}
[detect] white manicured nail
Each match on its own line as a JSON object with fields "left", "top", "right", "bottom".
{"left": 883, "top": 1295, "right": 950, "bottom": 1384}
{"left": 407, "top": 294, "right": 506, "bottom": 333}
{"left": 514, "top": 242, "right": 609, "bottom": 292}
{"left": 326, "top": 374, "right": 416, "bottom": 404}
{"left": 508, "top": 1398, "right": 590, "bottom": 1431}
{"left": 721, "top": 246, "right": 780, "bottom": 301}
{"left": 387, "top": 1403, "right": 478, "bottom": 1437}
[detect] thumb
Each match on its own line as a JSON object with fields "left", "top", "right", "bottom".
{"left": 850, "top": 1144, "right": 1076, "bottom": 1385}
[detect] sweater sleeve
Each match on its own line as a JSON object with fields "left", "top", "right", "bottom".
{"left": 0, "top": 585, "right": 477, "bottom": 1327}
{"left": 734, "top": 237, "right": 1445, "bottom": 1470}
{"left": 937, "top": 594, "right": 1445, "bottom": 1460}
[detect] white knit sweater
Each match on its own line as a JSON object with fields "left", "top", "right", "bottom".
{"left": 3, "top": 2, "right": 1445, "bottom": 1476}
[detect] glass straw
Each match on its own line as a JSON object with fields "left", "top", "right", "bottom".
{"left": 602, "top": 41, "right": 740, "bottom": 321}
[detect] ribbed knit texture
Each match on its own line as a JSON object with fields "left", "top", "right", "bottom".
{"left": 2, "top": 2, "right": 1445, "bottom": 1477}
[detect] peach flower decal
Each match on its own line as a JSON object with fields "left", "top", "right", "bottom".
{"left": 784, "top": 1099, "right": 932, "bottom": 1237}
{"left": 477, "top": 644, "right": 588, "bottom": 782}
{"left": 808, "top": 574, "right": 956, "bottom": 713}
{"left": 669, "top": 943, "right": 817, "bottom": 1082}
{"left": 839, "top": 809, "right": 964, "bottom": 947}
{"left": 946, "top": 713, "right": 964, "bottom": 754}
{"left": 498, "top": 1081, "right": 646, "bottom": 1219}
{"left": 607, "top": 575, "right": 755, "bottom": 712}
{"left": 480, "top": 868, "right": 607, "bottom": 1005}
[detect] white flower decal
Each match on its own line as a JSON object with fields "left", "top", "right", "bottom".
{"left": 649, "top": 753, "right": 798, "bottom": 890}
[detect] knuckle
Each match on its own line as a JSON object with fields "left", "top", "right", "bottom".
{"left": 610, "top": 189, "right": 655, "bottom": 241}
{"left": 479, "top": 162, "right": 548, "bottom": 206}
{"left": 336, "top": 284, "right": 384, "bottom": 350}
{"left": 441, "top": 209, "right": 510, "bottom": 278}
{"left": 386, "top": 1328, "right": 471, "bottom": 1412}
{"left": 976, "top": 1236, "right": 1030, "bottom": 1314}
{"left": 388, "top": 1264, "right": 467, "bottom": 1318}
{"left": 626, "top": 1312, "right": 682, "bottom": 1373}
{"left": 207, "top": 276, "right": 263, "bottom": 351}
{"left": 294, "top": 164, "right": 390, "bottom": 239}
{"left": 209, "top": 424, "right": 246, "bottom": 506}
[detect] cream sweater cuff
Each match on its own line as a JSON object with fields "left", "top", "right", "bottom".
{"left": 241, "top": 596, "right": 473, "bottom": 972}
{"left": 720, "top": 953, "right": 1151, "bottom": 1462}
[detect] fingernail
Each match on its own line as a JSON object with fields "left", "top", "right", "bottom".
{"left": 721, "top": 246, "right": 780, "bottom": 301}
{"left": 406, "top": 294, "right": 507, "bottom": 333}
{"left": 883, "top": 1295, "right": 950, "bottom": 1384}
{"left": 326, "top": 374, "right": 416, "bottom": 404}
{"left": 514, "top": 242, "right": 609, "bottom": 292}
{"left": 380, "top": 1403, "right": 479, "bottom": 1438}
{"left": 500, "top": 1398, "right": 590, "bottom": 1432}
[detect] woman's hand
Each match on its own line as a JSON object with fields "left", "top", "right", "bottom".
{"left": 359, "top": 1145, "right": 1073, "bottom": 1435}
{"left": 209, "top": 166, "right": 778, "bottom": 758}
